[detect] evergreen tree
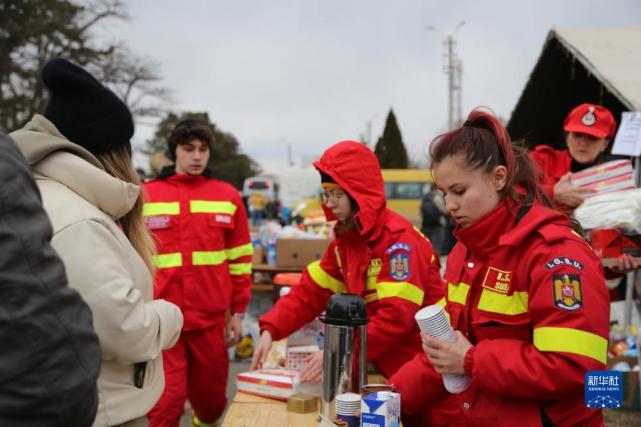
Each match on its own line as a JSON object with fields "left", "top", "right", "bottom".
{"left": 147, "top": 112, "right": 260, "bottom": 189}
{"left": 374, "top": 109, "right": 409, "bottom": 168}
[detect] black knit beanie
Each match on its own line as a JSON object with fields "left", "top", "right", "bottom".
{"left": 42, "top": 58, "right": 134, "bottom": 155}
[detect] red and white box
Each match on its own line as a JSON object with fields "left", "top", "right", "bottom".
{"left": 578, "top": 172, "right": 636, "bottom": 196}
{"left": 571, "top": 160, "right": 633, "bottom": 186}
{"left": 236, "top": 369, "right": 320, "bottom": 400}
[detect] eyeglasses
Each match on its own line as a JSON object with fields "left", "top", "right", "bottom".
{"left": 321, "top": 190, "right": 347, "bottom": 205}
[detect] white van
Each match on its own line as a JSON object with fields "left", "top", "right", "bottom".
{"left": 242, "top": 176, "right": 276, "bottom": 201}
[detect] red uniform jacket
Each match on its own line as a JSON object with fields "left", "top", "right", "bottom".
{"left": 259, "top": 141, "right": 445, "bottom": 378}
{"left": 390, "top": 198, "right": 609, "bottom": 427}
{"left": 143, "top": 171, "right": 253, "bottom": 330}
{"left": 529, "top": 145, "right": 572, "bottom": 201}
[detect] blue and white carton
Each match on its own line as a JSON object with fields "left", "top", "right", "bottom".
{"left": 360, "top": 391, "right": 401, "bottom": 427}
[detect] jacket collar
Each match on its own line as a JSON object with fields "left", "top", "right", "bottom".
{"left": 455, "top": 196, "right": 570, "bottom": 259}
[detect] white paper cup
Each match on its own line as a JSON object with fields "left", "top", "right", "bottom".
{"left": 335, "top": 393, "right": 361, "bottom": 416}
{"left": 415, "top": 304, "right": 471, "bottom": 393}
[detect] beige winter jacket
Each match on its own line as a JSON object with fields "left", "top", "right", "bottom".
{"left": 11, "top": 115, "right": 183, "bottom": 426}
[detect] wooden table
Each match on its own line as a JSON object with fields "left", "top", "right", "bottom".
{"left": 222, "top": 391, "right": 320, "bottom": 427}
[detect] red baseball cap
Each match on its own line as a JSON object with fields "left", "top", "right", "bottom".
{"left": 563, "top": 103, "right": 616, "bottom": 138}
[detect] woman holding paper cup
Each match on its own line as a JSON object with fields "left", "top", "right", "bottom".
{"left": 390, "top": 108, "right": 610, "bottom": 426}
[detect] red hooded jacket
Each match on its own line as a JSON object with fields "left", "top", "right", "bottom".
{"left": 259, "top": 141, "right": 445, "bottom": 378}
{"left": 390, "top": 198, "right": 609, "bottom": 426}
{"left": 529, "top": 145, "right": 572, "bottom": 201}
{"left": 143, "top": 171, "right": 253, "bottom": 330}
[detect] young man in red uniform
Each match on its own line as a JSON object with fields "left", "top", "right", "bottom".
{"left": 145, "top": 120, "right": 253, "bottom": 427}
{"left": 391, "top": 109, "right": 610, "bottom": 426}
{"left": 251, "top": 140, "right": 458, "bottom": 426}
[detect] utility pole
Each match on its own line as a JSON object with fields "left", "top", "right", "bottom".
{"left": 429, "top": 21, "right": 465, "bottom": 130}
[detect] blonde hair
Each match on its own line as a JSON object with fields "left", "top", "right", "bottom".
{"left": 95, "top": 144, "right": 156, "bottom": 273}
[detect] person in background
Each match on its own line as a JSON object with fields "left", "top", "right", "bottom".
{"left": 11, "top": 58, "right": 183, "bottom": 427}
{"left": 251, "top": 141, "right": 458, "bottom": 426}
{"left": 420, "top": 185, "right": 446, "bottom": 252}
{"left": 391, "top": 109, "right": 609, "bottom": 426}
{"left": 0, "top": 131, "right": 100, "bottom": 427}
{"left": 248, "top": 189, "right": 268, "bottom": 226}
{"left": 144, "top": 119, "right": 253, "bottom": 427}
{"left": 530, "top": 103, "right": 637, "bottom": 277}
{"left": 530, "top": 103, "right": 615, "bottom": 212}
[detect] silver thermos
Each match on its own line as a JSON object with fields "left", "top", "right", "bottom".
{"left": 319, "top": 293, "right": 368, "bottom": 424}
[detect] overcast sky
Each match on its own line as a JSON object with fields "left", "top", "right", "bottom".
{"left": 107, "top": 0, "right": 641, "bottom": 173}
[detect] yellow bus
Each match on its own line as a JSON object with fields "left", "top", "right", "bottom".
{"left": 291, "top": 169, "right": 433, "bottom": 226}
{"left": 382, "top": 169, "right": 434, "bottom": 225}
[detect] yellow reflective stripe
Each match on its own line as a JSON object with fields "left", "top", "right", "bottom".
{"left": 153, "top": 253, "right": 182, "bottom": 268}
{"left": 307, "top": 260, "right": 345, "bottom": 293}
{"left": 533, "top": 326, "right": 607, "bottom": 364}
{"left": 477, "top": 289, "right": 529, "bottom": 315}
{"left": 143, "top": 202, "right": 180, "bottom": 216}
{"left": 227, "top": 243, "right": 253, "bottom": 260}
{"left": 366, "top": 275, "right": 378, "bottom": 291}
{"left": 229, "top": 262, "right": 252, "bottom": 275}
{"left": 190, "top": 200, "right": 237, "bottom": 215}
{"left": 448, "top": 282, "right": 470, "bottom": 305}
{"left": 376, "top": 282, "right": 424, "bottom": 306}
{"left": 192, "top": 250, "right": 227, "bottom": 266}
{"left": 436, "top": 297, "right": 447, "bottom": 308}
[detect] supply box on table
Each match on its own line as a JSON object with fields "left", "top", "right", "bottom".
{"left": 276, "top": 238, "right": 330, "bottom": 268}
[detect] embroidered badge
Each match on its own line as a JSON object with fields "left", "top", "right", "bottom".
{"left": 481, "top": 266, "right": 512, "bottom": 294}
{"left": 215, "top": 214, "right": 232, "bottom": 224}
{"left": 581, "top": 106, "right": 596, "bottom": 126}
{"left": 544, "top": 257, "right": 584, "bottom": 271}
{"left": 146, "top": 215, "right": 171, "bottom": 230}
{"left": 553, "top": 274, "right": 583, "bottom": 311}
{"left": 390, "top": 252, "right": 410, "bottom": 281}
{"left": 386, "top": 243, "right": 411, "bottom": 254}
{"left": 367, "top": 258, "right": 382, "bottom": 277}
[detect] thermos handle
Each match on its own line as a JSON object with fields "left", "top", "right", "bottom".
{"left": 359, "top": 324, "right": 367, "bottom": 390}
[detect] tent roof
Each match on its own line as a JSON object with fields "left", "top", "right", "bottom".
{"left": 507, "top": 27, "right": 641, "bottom": 149}
{"left": 554, "top": 27, "right": 641, "bottom": 110}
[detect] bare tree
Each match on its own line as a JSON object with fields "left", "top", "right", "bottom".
{"left": 0, "top": 0, "right": 169, "bottom": 131}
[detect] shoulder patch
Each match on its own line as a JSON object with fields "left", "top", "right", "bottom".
{"left": 544, "top": 257, "right": 584, "bottom": 271}
{"left": 553, "top": 274, "right": 583, "bottom": 311}
{"left": 389, "top": 252, "right": 410, "bottom": 281}
{"left": 482, "top": 266, "right": 512, "bottom": 294}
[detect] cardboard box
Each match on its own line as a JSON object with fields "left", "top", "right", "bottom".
{"left": 361, "top": 391, "right": 401, "bottom": 427}
{"left": 252, "top": 246, "right": 264, "bottom": 264}
{"left": 276, "top": 238, "right": 330, "bottom": 268}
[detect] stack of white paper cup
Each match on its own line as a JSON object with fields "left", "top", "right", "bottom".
{"left": 335, "top": 392, "right": 361, "bottom": 427}
{"left": 415, "top": 304, "right": 471, "bottom": 393}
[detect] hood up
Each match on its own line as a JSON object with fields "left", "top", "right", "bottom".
{"left": 313, "top": 140, "right": 386, "bottom": 239}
